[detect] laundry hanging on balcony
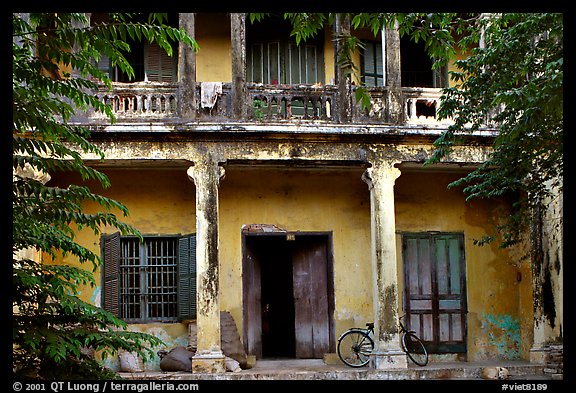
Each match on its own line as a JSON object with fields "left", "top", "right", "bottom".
{"left": 201, "top": 82, "right": 223, "bottom": 110}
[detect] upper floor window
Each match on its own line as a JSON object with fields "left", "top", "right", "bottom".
{"left": 247, "top": 15, "right": 325, "bottom": 85}
{"left": 361, "top": 40, "right": 384, "bottom": 87}
{"left": 401, "top": 35, "right": 448, "bottom": 88}
{"left": 248, "top": 42, "right": 324, "bottom": 85}
{"left": 90, "top": 13, "right": 178, "bottom": 83}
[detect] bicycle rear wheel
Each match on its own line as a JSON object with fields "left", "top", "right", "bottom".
{"left": 337, "top": 330, "right": 374, "bottom": 367}
{"left": 401, "top": 331, "right": 428, "bottom": 366}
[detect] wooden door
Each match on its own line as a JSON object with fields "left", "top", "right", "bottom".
{"left": 242, "top": 232, "right": 334, "bottom": 359}
{"left": 402, "top": 233, "right": 467, "bottom": 353}
{"left": 292, "top": 237, "right": 331, "bottom": 358}
{"left": 242, "top": 235, "right": 263, "bottom": 357}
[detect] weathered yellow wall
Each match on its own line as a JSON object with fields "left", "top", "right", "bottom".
{"left": 196, "top": 13, "right": 232, "bottom": 82}
{"left": 219, "top": 168, "right": 373, "bottom": 338}
{"left": 323, "top": 28, "right": 335, "bottom": 84}
{"left": 47, "top": 168, "right": 196, "bottom": 370}
{"left": 49, "top": 165, "right": 532, "bottom": 365}
{"left": 448, "top": 47, "right": 469, "bottom": 88}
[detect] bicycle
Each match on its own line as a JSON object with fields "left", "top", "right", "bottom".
{"left": 337, "top": 314, "right": 428, "bottom": 367}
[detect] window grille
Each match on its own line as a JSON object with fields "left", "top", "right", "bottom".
{"left": 119, "top": 236, "right": 178, "bottom": 322}
{"left": 248, "top": 41, "right": 324, "bottom": 85}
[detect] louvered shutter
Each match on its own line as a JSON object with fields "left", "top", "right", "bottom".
{"left": 144, "top": 43, "right": 176, "bottom": 82}
{"left": 101, "top": 232, "right": 121, "bottom": 316}
{"left": 362, "top": 41, "right": 383, "bottom": 87}
{"left": 178, "top": 234, "right": 197, "bottom": 320}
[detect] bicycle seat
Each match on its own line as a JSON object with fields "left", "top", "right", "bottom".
{"left": 366, "top": 322, "right": 374, "bottom": 329}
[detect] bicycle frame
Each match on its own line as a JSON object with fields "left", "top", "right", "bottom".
{"left": 337, "top": 317, "right": 428, "bottom": 367}
{"left": 337, "top": 323, "right": 374, "bottom": 341}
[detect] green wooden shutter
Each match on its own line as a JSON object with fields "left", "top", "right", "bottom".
{"left": 144, "top": 43, "right": 176, "bottom": 82}
{"left": 433, "top": 234, "right": 467, "bottom": 353}
{"left": 402, "top": 232, "right": 467, "bottom": 353}
{"left": 178, "top": 234, "right": 197, "bottom": 320}
{"left": 362, "top": 41, "right": 383, "bottom": 87}
{"left": 101, "top": 232, "right": 121, "bottom": 317}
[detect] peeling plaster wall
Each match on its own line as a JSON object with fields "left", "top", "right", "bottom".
{"left": 48, "top": 160, "right": 531, "bottom": 364}
{"left": 47, "top": 168, "right": 196, "bottom": 370}
{"left": 219, "top": 167, "right": 373, "bottom": 338}
{"left": 533, "top": 182, "right": 563, "bottom": 349}
{"left": 99, "top": 324, "right": 189, "bottom": 372}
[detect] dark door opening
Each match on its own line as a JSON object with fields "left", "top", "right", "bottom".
{"left": 242, "top": 231, "right": 335, "bottom": 359}
{"left": 260, "top": 237, "right": 296, "bottom": 358}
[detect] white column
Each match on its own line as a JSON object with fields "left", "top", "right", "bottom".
{"left": 187, "top": 161, "right": 226, "bottom": 373}
{"left": 362, "top": 161, "right": 407, "bottom": 369}
{"left": 529, "top": 181, "right": 563, "bottom": 364}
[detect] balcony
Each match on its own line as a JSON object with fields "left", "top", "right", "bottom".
{"left": 78, "top": 82, "right": 451, "bottom": 126}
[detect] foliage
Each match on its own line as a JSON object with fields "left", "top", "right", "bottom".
{"left": 428, "top": 13, "right": 563, "bottom": 247}
{"left": 252, "top": 98, "right": 267, "bottom": 121}
{"left": 13, "top": 12, "right": 197, "bottom": 379}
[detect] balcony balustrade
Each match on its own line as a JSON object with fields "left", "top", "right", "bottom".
{"left": 88, "top": 83, "right": 179, "bottom": 120}
{"left": 79, "top": 82, "right": 454, "bottom": 126}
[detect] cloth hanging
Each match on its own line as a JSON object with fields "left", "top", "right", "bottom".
{"left": 200, "top": 82, "right": 223, "bottom": 109}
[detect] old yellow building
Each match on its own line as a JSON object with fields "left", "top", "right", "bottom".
{"left": 42, "top": 13, "right": 562, "bottom": 373}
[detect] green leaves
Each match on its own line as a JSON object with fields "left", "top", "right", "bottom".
{"left": 13, "top": 12, "right": 197, "bottom": 379}
{"left": 428, "top": 13, "right": 563, "bottom": 247}
{"left": 284, "top": 13, "right": 327, "bottom": 45}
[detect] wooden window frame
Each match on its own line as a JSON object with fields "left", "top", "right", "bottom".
{"left": 247, "top": 41, "right": 325, "bottom": 85}
{"left": 101, "top": 232, "right": 196, "bottom": 323}
{"left": 361, "top": 40, "right": 384, "bottom": 87}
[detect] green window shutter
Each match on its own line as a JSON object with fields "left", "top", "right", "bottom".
{"left": 402, "top": 232, "right": 467, "bottom": 353}
{"left": 101, "top": 232, "right": 121, "bottom": 317}
{"left": 362, "top": 41, "right": 383, "bottom": 87}
{"left": 178, "top": 233, "right": 197, "bottom": 320}
{"left": 144, "top": 43, "right": 176, "bottom": 82}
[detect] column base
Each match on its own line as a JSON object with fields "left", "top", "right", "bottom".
{"left": 530, "top": 346, "right": 549, "bottom": 364}
{"left": 192, "top": 351, "right": 226, "bottom": 373}
{"left": 370, "top": 349, "right": 408, "bottom": 369}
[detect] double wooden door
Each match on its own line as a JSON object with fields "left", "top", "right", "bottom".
{"left": 242, "top": 233, "right": 335, "bottom": 359}
{"left": 402, "top": 232, "right": 468, "bottom": 353}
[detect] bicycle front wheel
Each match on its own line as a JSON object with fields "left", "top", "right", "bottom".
{"left": 337, "top": 330, "right": 374, "bottom": 367}
{"left": 402, "top": 331, "right": 428, "bottom": 366}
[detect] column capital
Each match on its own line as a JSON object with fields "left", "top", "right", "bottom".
{"left": 187, "top": 162, "right": 226, "bottom": 186}
{"left": 361, "top": 162, "right": 401, "bottom": 190}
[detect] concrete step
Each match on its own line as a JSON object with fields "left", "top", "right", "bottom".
{"left": 119, "top": 359, "right": 555, "bottom": 381}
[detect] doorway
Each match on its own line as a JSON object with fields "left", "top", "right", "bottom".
{"left": 402, "top": 232, "right": 468, "bottom": 353}
{"left": 242, "top": 230, "right": 335, "bottom": 359}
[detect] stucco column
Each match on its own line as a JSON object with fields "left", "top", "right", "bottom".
{"left": 529, "top": 182, "right": 563, "bottom": 364}
{"left": 384, "top": 21, "right": 403, "bottom": 124}
{"left": 362, "top": 162, "right": 407, "bottom": 369}
{"left": 230, "top": 13, "right": 248, "bottom": 120}
{"left": 178, "top": 13, "right": 197, "bottom": 119}
{"left": 334, "top": 13, "right": 352, "bottom": 123}
{"left": 186, "top": 161, "right": 226, "bottom": 373}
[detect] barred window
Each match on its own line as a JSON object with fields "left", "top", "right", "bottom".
{"left": 119, "top": 237, "right": 178, "bottom": 322}
{"left": 101, "top": 233, "right": 196, "bottom": 323}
